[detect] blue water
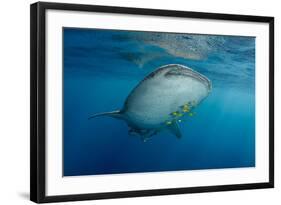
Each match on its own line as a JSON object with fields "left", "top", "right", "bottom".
{"left": 63, "top": 28, "right": 255, "bottom": 176}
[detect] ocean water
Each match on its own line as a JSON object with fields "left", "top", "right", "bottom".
{"left": 63, "top": 28, "right": 255, "bottom": 176}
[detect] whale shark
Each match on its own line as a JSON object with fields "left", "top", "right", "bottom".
{"left": 89, "top": 64, "right": 212, "bottom": 141}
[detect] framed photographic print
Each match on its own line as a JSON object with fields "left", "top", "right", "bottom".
{"left": 30, "top": 2, "right": 274, "bottom": 203}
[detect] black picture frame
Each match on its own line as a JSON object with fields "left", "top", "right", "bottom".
{"left": 30, "top": 1, "right": 274, "bottom": 203}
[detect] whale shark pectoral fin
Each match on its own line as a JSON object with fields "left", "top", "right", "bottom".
{"left": 167, "top": 122, "right": 182, "bottom": 139}
{"left": 88, "top": 110, "right": 123, "bottom": 120}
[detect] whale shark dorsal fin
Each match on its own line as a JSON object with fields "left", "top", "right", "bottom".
{"left": 88, "top": 110, "right": 123, "bottom": 120}
{"left": 167, "top": 122, "right": 182, "bottom": 138}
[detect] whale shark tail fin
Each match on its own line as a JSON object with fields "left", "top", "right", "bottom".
{"left": 167, "top": 122, "right": 182, "bottom": 139}
{"left": 88, "top": 110, "right": 123, "bottom": 120}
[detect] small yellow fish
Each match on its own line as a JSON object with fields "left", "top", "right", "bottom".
{"left": 172, "top": 111, "right": 180, "bottom": 116}
{"left": 183, "top": 104, "right": 189, "bottom": 109}
{"left": 189, "top": 113, "right": 193, "bottom": 117}
{"left": 183, "top": 108, "right": 189, "bottom": 113}
{"left": 177, "top": 113, "right": 183, "bottom": 117}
